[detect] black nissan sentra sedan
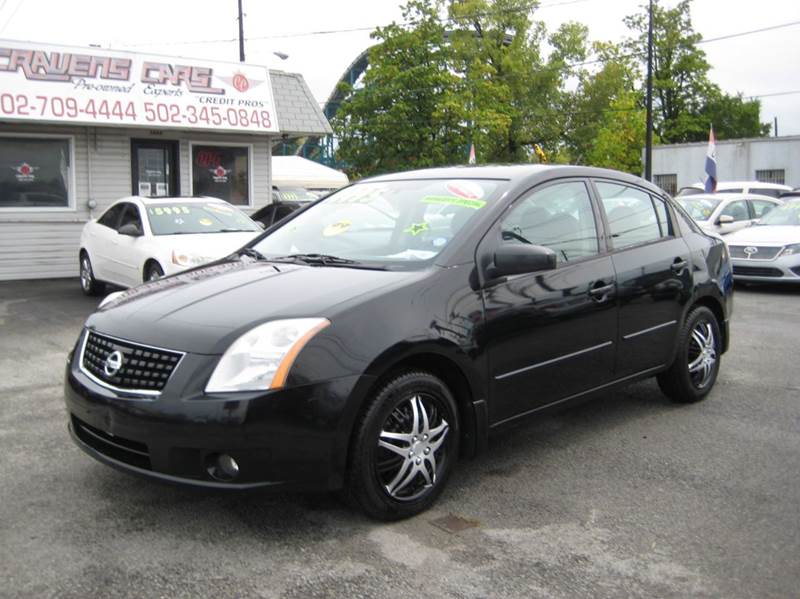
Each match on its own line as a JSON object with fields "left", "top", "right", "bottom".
{"left": 65, "top": 165, "right": 733, "bottom": 519}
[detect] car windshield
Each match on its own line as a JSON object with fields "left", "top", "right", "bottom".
{"left": 145, "top": 202, "right": 261, "bottom": 235}
{"left": 274, "top": 187, "right": 320, "bottom": 202}
{"left": 676, "top": 197, "right": 722, "bottom": 221}
{"left": 252, "top": 179, "right": 501, "bottom": 266}
{"left": 758, "top": 201, "right": 800, "bottom": 226}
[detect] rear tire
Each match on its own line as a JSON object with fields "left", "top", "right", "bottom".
{"left": 657, "top": 306, "right": 721, "bottom": 403}
{"left": 79, "top": 253, "right": 105, "bottom": 296}
{"left": 344, "top": 371, "right": 459, "bottom": 520}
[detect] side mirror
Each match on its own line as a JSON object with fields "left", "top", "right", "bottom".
{"left": 493, "top": 244, "right": 557, "bottom": 277}
{"left": 118, "top": 223, "right": 143, "bottom": 237}
{"left": 717, "top": 214, "right": 735, "bottom": 225}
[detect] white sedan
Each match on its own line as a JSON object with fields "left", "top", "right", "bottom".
{"left": 726, "top": 199, "right": 800, "bottom": 283}
{"left": 675, "top": 193, "right": 783, "bottom": 235}
{"left": 79, "top": 196, "right": 262, "bottom": 295}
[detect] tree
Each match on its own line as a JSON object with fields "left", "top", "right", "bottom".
{"left": 624, "top": 0, "right": 769, "bottom": 143}
{"left": 586, "top": 92, "right": 647, "bottom": 174}
{"left": 332, "top": 0, "right": 469, "bottom": 178}
{"left": 565, "top": 41, "right": 642, "bottom": 166}
{"left": 701, "top": 91, "right": 771, "bottom": 139}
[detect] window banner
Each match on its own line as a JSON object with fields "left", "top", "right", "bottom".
{"left": 0, "top": 40, "right": 280, "bottom": 134}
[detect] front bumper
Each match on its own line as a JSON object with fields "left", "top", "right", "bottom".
{"left": 64, "top": 334, "right": 367, "bottom": 491}
{"left": 731, "top": 255, "right": 800, "bottom": 283}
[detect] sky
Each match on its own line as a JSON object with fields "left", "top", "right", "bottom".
{"left": 1, "top": 0, "right": 799, "bottom": 135}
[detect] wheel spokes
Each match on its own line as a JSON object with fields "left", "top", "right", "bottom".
{"left": 377, "top": 394, "right": 450, "bottom": 501}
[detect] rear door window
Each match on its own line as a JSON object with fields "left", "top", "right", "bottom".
{"left": 750, "top": 200, "right": 778, "bottom": 218}
{"left": 595, "top": 182, "right": 664, "bottom": 249}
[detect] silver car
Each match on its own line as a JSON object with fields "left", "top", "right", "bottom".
{"left": 676, "top": 193, "right": 783, "bottom": 235}
{"left": 726, "top": 199, "right": 800, "bottom": 283}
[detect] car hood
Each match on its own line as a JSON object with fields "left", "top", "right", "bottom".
{"left": 724, "top": 226, "right": 800, "bottom": 246}
{"left": 86, "top": 260, "right": 422, "bottom": 354}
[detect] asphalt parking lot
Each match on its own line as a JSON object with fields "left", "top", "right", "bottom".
{"left": 1, "top": 279, "right": 799, "bottom": 598}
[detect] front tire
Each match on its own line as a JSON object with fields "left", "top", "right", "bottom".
{"left": 657, "top": 306, "right": 721, "bottom": 403}
{"left": 345, "top": 371, "right": 459, "bottom": 520}
{"left": 79, "top": 253, "right": 105, "bottom": 296}
{"left": 144, "top": 262, "right": 164, "bottom": 282}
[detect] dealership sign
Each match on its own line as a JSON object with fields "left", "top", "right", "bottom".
{"left": 0, "top": 40, "right": 280, "bottom": 133}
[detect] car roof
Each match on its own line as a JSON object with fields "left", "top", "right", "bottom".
{"left": 360, "top": 164, "right": 667, "bottom": 194}
{"left": 682, "top": 181, "right": 793, "bottom": 191}
{"left": 678, "top": 193, "right": 780, "bottom": 202}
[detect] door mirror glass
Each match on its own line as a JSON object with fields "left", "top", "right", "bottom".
{"left": 118, "top": 223, "right": 142, "bottom": 237}
{"left": 493, "top": 244, "right": 556, "bottom": 277}
{"left": 717, "top": 214, "right": 735, "bottom": 224}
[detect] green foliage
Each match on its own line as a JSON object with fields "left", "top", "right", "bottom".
{"left": 332, "top": 0, "right": 588, "bottom": 176}
{"left": 586, "top": 92, "right": 648, "bottom": 174}
{"left": 623, "top": 0, "right": 769, "bottom": 143}
{"left": 331, "top": 0, "right": 770, "bottom": 179}
{"left": 332, "top": 0, "right": 469, "bottom": 178}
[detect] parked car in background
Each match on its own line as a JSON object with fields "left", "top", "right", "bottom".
{"left": 65, "top": 165, "right": 732, "bottom": 520}
{"left": 250, "top": 186, "right": 321, "bottom": 228}
{"left": 779, "top": 188, "right": 800, "bottom": 200}
{"left": 79, "top": 196, "right": 262, "bottom": 294}
{"left": 677, "top": 181, "right": 793, "bottom": 198}
{"left": 726, "top": 199, "right": 800, "bottom": 283}
{"left": 676, "top": 193, "right": 782, "bottom": 235}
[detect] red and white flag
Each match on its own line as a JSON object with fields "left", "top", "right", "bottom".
{"left": 468, "top": 143, "right": 476, "bottom": 165}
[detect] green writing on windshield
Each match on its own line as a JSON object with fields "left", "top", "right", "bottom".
{"left": 422, "top": 196, "right": 486, "bottom": 210}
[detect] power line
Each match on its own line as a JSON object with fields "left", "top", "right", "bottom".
{"left": 0, "top": 0, "right": 23, "bottom": 36}
{"left": 697, "top": 20, "right": 800, "bottom": 45}
{"left": 119, "top": 0, "right": 598, "bottom": 48}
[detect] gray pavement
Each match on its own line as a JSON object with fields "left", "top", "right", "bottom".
{"left": 1, "top": 279, "right": 799, "bottom": 598}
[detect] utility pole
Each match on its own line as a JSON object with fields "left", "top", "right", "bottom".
{"left": 644, "top": 0, "right": 654, "bottom": 181}
{"left": 237, "top": 0, "right": 245, "bottom": 62}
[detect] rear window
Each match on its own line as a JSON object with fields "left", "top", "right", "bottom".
{"left": 145, "top": 202, "right": 260, "bottom": 235}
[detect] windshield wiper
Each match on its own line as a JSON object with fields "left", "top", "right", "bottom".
{"left": 270, "top": 253, "right": 388, "bottom": 270}
{"left": 235, "top": 247, "right": 267, "bottom": 260}
{"left": 272, "top": 253, "right": 357, "bottom": 265}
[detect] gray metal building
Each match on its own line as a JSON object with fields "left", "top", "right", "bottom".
{"left": 0, "top": 41, "right": 331, "bottom": 281}
{"left": 650, "top": 135, "right": 800, "bottom": 196}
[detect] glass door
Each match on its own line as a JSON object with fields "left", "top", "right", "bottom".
{"left": 131, "top": 140, "right": 179, "bottom": 198}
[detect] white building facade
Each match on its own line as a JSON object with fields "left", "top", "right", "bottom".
{"left": 650, "top": 135, "right": 800, "bottom": 196}
{"left": 0, "top": 41, "right": 331, "bottom": 281}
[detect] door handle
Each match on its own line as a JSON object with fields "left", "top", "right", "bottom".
{"left": 589, "top": 281, "right": 615, "bottom": 302}
{"left": 671, "top": 258, "right": 688, "bottom": 273}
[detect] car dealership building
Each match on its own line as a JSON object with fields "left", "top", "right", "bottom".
{"left": 0, "top": 40, "right": 332, "bottom": 281}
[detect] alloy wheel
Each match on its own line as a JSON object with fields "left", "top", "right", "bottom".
{"left": 80, "top": 258, "right": 92, "bottom": 291}
{"left": 688, "top": 320, "right": 716, "bottom": 389}
{"left": 376, "top": 394, "right": 449, "bottom": 501}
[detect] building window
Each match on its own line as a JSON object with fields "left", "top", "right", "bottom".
{"left": 191, "top": 145, "right": 250, "bottom": 205}
{"left": 755, "top": 169, "right": 785, "bottom": 185}
{"left": 0, "top": 137, "right": 71, "bottom": 209}
{"left": 653, "top": 174, "right": 677, "bottom": 196}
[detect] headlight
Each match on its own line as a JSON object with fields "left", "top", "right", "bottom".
{"left": 205, "top": 318, "right": 330, "bottom": 393}
{"left": 779, "top": 243, "right": 800, "bottom": 257}
{"left": 171, "top": 249, "right": 213, "bottom": 267}
{"left": 98, "top": 290, "right": 125, "bottom": 309}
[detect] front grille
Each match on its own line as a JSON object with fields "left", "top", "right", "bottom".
{"left": 732, "top": 265, "right": 783, "bottom": 277}
{"left": 728, "top": 245, "right": 781, "bottom": 260}
{"left": 81, "top": 331, "right": 183, "bottom": 395}
{"left": 72, "top": 416, "right": 151, "bottom": 470}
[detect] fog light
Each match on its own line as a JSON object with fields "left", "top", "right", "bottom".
{"left": 206, "top": 453, "right": 240, "bottom": 481}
